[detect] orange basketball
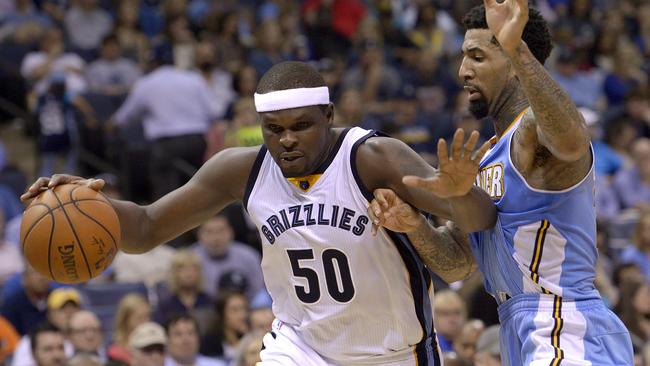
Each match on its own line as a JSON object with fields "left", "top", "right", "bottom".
{"left": 20, "top": 184, "right": 120, "bottom": 284}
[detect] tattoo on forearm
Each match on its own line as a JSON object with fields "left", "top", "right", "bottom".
{"left": 511, "top": 44, "right": 585, "bottom": 145}
{"left": 407, "top": 220, "right": 475, "bottom": 282}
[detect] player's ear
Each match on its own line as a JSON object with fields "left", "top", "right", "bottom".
{"left": 325, "top": 103, "right": 334, "bottom": 125}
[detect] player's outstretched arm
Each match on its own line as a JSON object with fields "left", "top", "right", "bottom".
{"left": 21, "top": 146, "right": 259, "bottom": 254}
{"left": 356, "top": 129, "right": 496, "bottom": 233}
{"left": 368, "top": 188, "right": 476, "bottom": 283}
{"left": 484, "top": 0, "right": 589, "bottom": 161}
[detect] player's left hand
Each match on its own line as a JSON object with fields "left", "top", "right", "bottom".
{"left": 403, "top": 129, "right": 491, "bottom": 198}
{"left": 484, "top": 0, "right": 528, "bottom": 55}
{"left": 368, "top": 188, "right": 425, "bottom": 235}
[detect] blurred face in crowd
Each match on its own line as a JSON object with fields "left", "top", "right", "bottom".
{"left": 101, "top": 39, "right": 121, "bottom": 61}
{"left": 119, "top": 2, "right": 138, "bottom": 27}
{"left": 48, "top": 301, "right": 80, "bottom": 332}
{"left": 224, "top": 294, "right": 249, "bottom": 336}
{"left": 69, "top": 311, "right": 103, "bottom": 353}
{"left": 176, "top": 261, "right": 202, "bottom": 290}
{"left": 33, "top": 331, "right": 66, "bottom": 366}
{"left": 237, "top": 66, "right": 258, "bottom": 96}
{"left": 195, "top": 42, "right": 216, "bottom": 72}
{"left": 258, "top": 21, "right": 283, "bottom": 52}
{"left": 633, "top": 282, "right": 650, "bottom": 316}
{"left": 127, "top": 303, "right": 151, "bottom": 336}
{"left": 249, "top": 307, "right": 274, "bottom": 333}
{"left": 79, "top": 0, "right": 98, "bottom": 11}
{"left": 453, "top": 320, "right": 484, "bottom": 362}
{"left": 241, "top": 335, "right": 263, "bottom": 366}
{"left": 41, "top": 28, "right": 64, "bottom": 55}
{"left": 632, "top": 139, "right": 650, "bottom": 179}
{"left": 167, "top": 319, "right": 199, "bottom": 364}
{"left": 23, "top": 266, "right": 50, "bottom": 298}
{"left": 459, "top": 29, "right": 514, "bottom": 119}
{"left": 434, "top": 296, "right": 466, "bottom": 340}
{"left": 198, "top": 216, "right": 234, "bottom": 256}
{"left": 131, "top": 345, "right": 165, "bottom": 366}
{"left": 638, "top": 213, "right": 650, "bottom": 250}
{"left": 337, "top": 89, "right": 363, "bottom": 124}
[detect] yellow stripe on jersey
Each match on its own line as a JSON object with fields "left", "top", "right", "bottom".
{"left": 550, "top": 295, "right": 565, "bottom": 366}
{"left": 287, "top": 174, "right": 323, "bottom": 192}
{"left": 529, "top": 219, "right": 550, "bottom": 285}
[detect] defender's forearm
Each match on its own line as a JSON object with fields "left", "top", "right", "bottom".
{"left": 406, "top": 218, "right": 477, "bottom": 283}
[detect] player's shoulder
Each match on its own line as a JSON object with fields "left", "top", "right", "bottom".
{"left": 355, "top": 135, "right": 410, "bottom": 159}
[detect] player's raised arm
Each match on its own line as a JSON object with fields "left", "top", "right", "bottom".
{"left": 484, "top": 0, "right": 589, "bottom": 161}
{"left": 21, "top": 146, "right": 259, "bottom": 254}
{"left": 356, "top": 128, "right": 496, "bottom": 233}
{"left": 368, "top": 188, "right": 476, "bottom": 283}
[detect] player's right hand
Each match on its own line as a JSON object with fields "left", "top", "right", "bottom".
{"left": 20, "top": 174, "right": 105, "bottom": 201}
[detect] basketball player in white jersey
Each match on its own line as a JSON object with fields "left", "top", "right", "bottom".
{"left": 24, "top": 61, "right": 496, "bottom": 366}
{"left": 372, "top": 1, "right": 634, "bottom": 365}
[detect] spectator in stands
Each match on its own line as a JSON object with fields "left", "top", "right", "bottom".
{"left": 68, "top": 310, "right": 105, "bottom": 362}
{"left": 20, "top": 27, "right": 87, "bottom": 98}
{"left": 64, "top": 0, "right": 113, "bottom": 58}
{"left": 111, "top": 43, "right": 218, "bottom": 200}
{"left": 223, "top": 98, "right": 263, "bottom": 148}
{"left": 108, "top": 294, "right": 151, "bottom": 365}
{"left": 11, "top": 287, "right": 80, "bottom": 366}
{"left": 248, "top": 290, "right": 273, "bottom": 333}
{"left": 342, "top": 38, "right": 402, "bottom": 103}
{"left": 155, "top": 250, "right": 212, "bottom": 327}
{"left": 619, "top": 211, "right": 650, "bottom": 281}
{"left": 195, "top": 41, "right": 234, "bottom": 121}
{"left": 603, "top": 42, "right": 647, "bottom": 107}
{"left": 1, "top": 265, "right": 52, "bottom": 336}
{"left": 128, "top": 322, "right": 166, "bottom": 366}
{"left": 29, "top": 323, "right": 65, "bottom": 366}
{"left": 473, "top": 325, "right": 500, "bottom": 366}
{"left": 233, "top": 331, "right": 263, "bottom": 366}
{"left": 192, "top": 215, "right": 264, "bottom": 300}
{"left": 200, "top": 291, "right": 249, "bottom": 362}
{"left": 433, "top": 290, "right": 466, "bottom": 353}
{"left": 86, "top": 34, "right": 141, "bottom": 97}
{"left": 115, "top": 1, "right": 150, "bottom": 67}
{"left": 0, "top": 209, "right": 23, "bottom": 285}
{"left": 63, "top": 353, "right": 102, "bottom": 366}
{"left": 164, "top": 314, "right": 226, "bottom": 366}
{"left": 614, "top": 138, "right": 650, "bottom": 209}
{"left": 112, "top": 241, "right": 175, "bottom": 287}
{"left": 248, "top": 20, "right": 289, "bottom": 77}
{"left": 453, "top": 319, "right": 484, "bottom": 365}
{"left": 550, "top": 47, "right": 604, "bottom": 111}
{"left": 616, "top": 280, "right": 650, "bottom": 348}
{"left": 0, "top": 315, "right": 20, "bottom": 364}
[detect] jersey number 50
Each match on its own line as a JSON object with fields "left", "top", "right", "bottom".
{"left": 287, "top": 249, "right": 355, "bottom": 304}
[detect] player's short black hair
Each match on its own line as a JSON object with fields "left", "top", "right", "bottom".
{"left": 256, "top": 61, "right": 326, "bottom": 94}
{"left": 462, "top": 4, "right": 553, "bottom": 64}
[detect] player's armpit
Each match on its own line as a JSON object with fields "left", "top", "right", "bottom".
{"left": 115, "top": 146, "right": 260, "bottom": 254}
{"left": 408, "top": 220, "right": 477, "bottom": 283}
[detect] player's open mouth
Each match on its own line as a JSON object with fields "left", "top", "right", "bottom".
{"left": 280, "top": 152, "right": 304, "bottom": 162}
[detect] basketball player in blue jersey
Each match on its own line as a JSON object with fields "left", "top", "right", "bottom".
{"left": 371, "top": 0, "right": 634, "bottom": 365}
{"left": 23, "top": 61, "right": 496, "bottom": 366}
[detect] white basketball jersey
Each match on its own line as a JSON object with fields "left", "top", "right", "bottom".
{"left": 244, "top": 127, "right": 440, "bottom": 365}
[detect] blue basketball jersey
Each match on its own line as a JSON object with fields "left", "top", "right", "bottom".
{"left": 469, "top": 111, "right": 600, "bottom": 302}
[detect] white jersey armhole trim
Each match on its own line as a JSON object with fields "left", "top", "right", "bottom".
{"left": 507, "top": 128, "right": 595, "bottom": 194}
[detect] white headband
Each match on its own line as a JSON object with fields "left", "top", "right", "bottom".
{"left": 254, "top": 86, "right": 330, "bottom": 112}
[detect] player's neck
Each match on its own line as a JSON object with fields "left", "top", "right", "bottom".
{"left": 490, "top": 82, "right": 529, "bottom": 138}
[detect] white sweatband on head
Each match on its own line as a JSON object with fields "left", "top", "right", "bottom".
{"left": 254, "top": 86, "right": 330, "bottom": 112}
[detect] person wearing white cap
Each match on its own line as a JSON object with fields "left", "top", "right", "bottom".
{"left": 129, "top": 322, "right": 167, "bottom": 366}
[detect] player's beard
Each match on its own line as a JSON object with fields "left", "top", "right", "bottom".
{"left": 468, "top": 97, "right": 489, "bottom": 119}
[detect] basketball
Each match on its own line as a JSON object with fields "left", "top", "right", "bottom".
{"left": 20, "top": 184, "right": 121, "bottom": 284}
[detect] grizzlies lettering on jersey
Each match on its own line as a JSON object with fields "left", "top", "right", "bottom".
{"left": 244, "top": 127, "right": 440, "bottom": 366}
{"left": 470, "top": 113, "right": 599, "bottom": 301}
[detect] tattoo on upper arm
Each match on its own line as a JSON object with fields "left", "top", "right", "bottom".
{"left": 512, "top": 45, "right": 584, "bottom": 141}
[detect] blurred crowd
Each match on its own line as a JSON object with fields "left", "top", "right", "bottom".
{"left": 1, "top": 0, "right": 650, "bottom": 365}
